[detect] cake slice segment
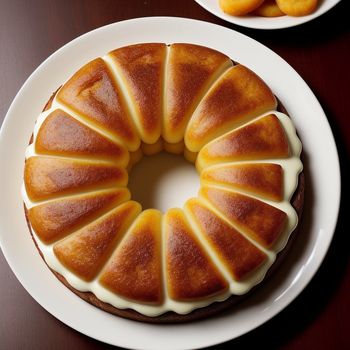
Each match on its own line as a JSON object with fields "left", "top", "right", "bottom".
{"left": 164, "top": 208, "right": 228, "bottom": 301}
{"left": 185, "top": 198, "right": 267, "bottom": 281}
{"left": 196, "top": 114, "right": 289, "bottom": 170}
{"left": 163, "top": 43, "right": 232, "bottom": 144}
{"left": 99, "top": 209, "right": 163, "bottom": 303}
{"left": 108, "top": 43, "right": 167, "bottom": 144}
{"left": 185, "top": 65, "right": 277, "bottom": 152}
{"left": 201, "top": 163, "right": 283, "bottom": 201}
{"left": 56, "top": 58, "right": 140, "bottom": 151}
{"left": 24, "top": 157, "right": 128, "bottom": 202}
{"left": 35, "top": 109, "right": 129, "bottom": 166}
{"left": 28, "top": 188, "right": 130, "bottom": 244}
{"left": 200, "top": 186, "right": 287, "bottom": 248}
{"left": 53, "top": 201, "right": 141, "bottom": 281}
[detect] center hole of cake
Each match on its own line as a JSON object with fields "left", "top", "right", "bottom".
{"left": 128, "top": 151, "right": 200, "bottom": 212}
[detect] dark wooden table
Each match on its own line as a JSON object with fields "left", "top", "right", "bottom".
{"left": 1, "top": 1, "right": 349, "bottom": 349}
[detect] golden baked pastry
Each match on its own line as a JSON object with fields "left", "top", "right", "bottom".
{"left": 23, "top": 43, "right": 303, "bottom": 322}
{"left": 252, "top": 0, "right": 286, "bottom": 17}
{"left": 219, "top": 0, "right": 265, "bottom": 16}
{"left": 276, "top": 0, "right": 318, "bottom": 16}
{"left": 219, "top": 0, "right": 319, "bottom": 17}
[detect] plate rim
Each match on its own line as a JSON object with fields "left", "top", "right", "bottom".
{"left": 194, "top": 0, "right": 342, "bottom": 30}
{"left": 0, "top": 16, "right": 341, "bottom": 350}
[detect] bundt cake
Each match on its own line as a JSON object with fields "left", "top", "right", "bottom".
{"left": 22, "top": 43, "right": 303, "bottom": 322}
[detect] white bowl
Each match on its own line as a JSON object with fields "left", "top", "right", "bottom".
{"left": 195, "top": 0, "right": 341, "bottom": 29}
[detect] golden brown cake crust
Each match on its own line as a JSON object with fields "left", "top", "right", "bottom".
{"left": 164, "top": 209, "right": 228, "bottom": 301}
{"left": 201, "top": 163, "right": 283, "bottom": 201}
{"left": 198, "top": 114, "right": 290, "bottom": 168}
{"left": 25, "top": 82, "right": 304, "bottom": 323}
{"left": 36, "top": 109, "right": 129, "bottom": 165}
{"left": 28, "top": 188, "right": 130, "bottom": 244}
{"left": 56, "top": 58, "right": 139, "bottom": 151}
{"left": 53, "top": 201, "right": 141, "bottom": 281}
{"left": 164, "top": 43, "right": 232, "bottom": 143}
{"left": 185, "top": 198, "right": 267, "bottom": 280}
{"left": 109, "top": 43, "right": 166, "bottom": 144}
{"left": 185, "top": 65, "right": 277, "bottom": 152}
{"left": 100, "top": 209, "right": 163, "bottom": 303}
{"left": 24, "top": 157, "right": 128, "bottom": 201}
{"left": 200, "top": 186, "right": 287, "bottom": 248}
{"left": 24, "top": 171, "right": 303, "bottom": 323}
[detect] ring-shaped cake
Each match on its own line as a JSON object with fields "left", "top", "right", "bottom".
{"left": 22, "top": 43, "right": 303, "bottom": 322}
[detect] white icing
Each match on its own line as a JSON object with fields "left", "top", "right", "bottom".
{"left": 23, "top": 69, "right": 303, "bottom": 317}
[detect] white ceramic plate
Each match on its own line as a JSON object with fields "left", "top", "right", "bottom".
{"left": 195, "top": 0, "right": 341, "bottom": 29}
{"left": 0, "top": 17, "right": 340, "bottom": 350}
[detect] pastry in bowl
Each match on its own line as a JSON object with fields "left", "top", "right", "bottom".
{"left": 23, "top": 43, "right": 303, "bottom": 322}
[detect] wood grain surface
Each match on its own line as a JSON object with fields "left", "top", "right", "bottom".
{"left": 0, "top": 0, "right": 349, "bottom": 349}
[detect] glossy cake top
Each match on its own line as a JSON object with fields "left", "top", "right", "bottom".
{"left": 23, "top": 43, "right": 303, "bottom": 318}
